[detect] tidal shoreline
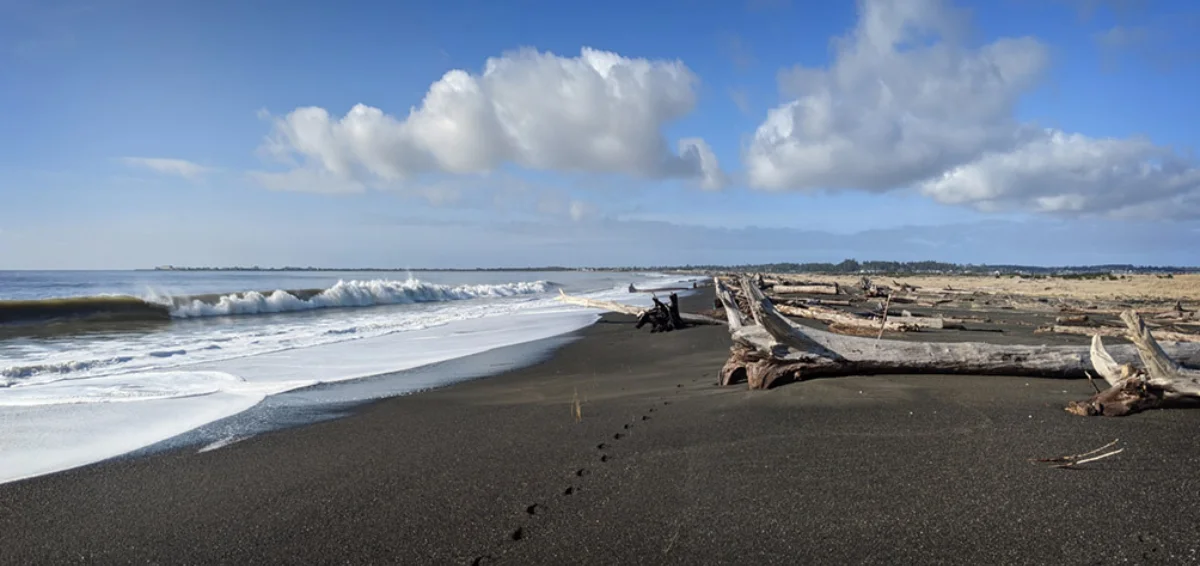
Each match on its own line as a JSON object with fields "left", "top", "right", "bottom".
{"left": 2, "top": 293, "right": 1199, "bottom": 564}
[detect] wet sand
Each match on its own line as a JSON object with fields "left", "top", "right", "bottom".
{"left": 2, "top": 293, "right": 1199, "bottom": 565}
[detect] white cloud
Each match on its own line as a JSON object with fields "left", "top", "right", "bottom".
{"left": 256, "top": 47, "right": 723, "bottom": 192}
{"left": 745, "top": 0, "right": 1048, "bottom": 192}
{"left": 920, "top": 130, "right": 1200, "bottom": 218}
{"left": 742, "top": 0, "right": 1200, "bottom": 220}
{"left": 121, "top": 157, "right": 211, "bottom": 179}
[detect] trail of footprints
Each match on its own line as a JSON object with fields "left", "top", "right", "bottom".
{"left": 470, "top": 383, "right": 689, "bottom": 564}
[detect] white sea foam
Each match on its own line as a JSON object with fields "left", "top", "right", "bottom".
{"left": 2, "top": 278, "right": 554, "bottom": 386}
{"left": 169, "top": 278, "right": 551, "bottom": 318}
{"left": 0, "top": 274, "right": 700, "bottom": 484}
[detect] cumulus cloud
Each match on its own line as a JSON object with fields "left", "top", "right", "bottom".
{"left": 745, "top": 0, "right": 1048, "bottom": 192}
{"left": 920, "top": 130, "right": 1200, "bottom": 218}
{"left": 743, "top": 0, "right": 1200, "bottom": 219}
{"left": 121, "top": 157, "right": 210, "bottom": 179}
{"left": 256, "top": 47, "right": 724, "bottom": 192}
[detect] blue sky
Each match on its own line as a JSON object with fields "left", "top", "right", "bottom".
{"left": 2, "top": 0, "right": 1198, "bottom": 269}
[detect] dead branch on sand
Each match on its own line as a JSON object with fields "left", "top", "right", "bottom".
{"left": 1031, "top": 439, "right": 1124, "bottom": 468}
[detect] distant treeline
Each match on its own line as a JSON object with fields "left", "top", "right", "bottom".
{"left": 608, "top": 259, "right": 1200, "bottom": 276}
{"left": 149, "top": 260, "right": 1198, "bottom": 276}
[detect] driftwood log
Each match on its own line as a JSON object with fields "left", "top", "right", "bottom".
{"left": 555, "top": 290, "right": 723, "bottom": 331}
{"left": 1035, "top": 324, "right": 1200, "bottom": 343}
{"left": 772, "top": 284, "right": 841, "bottom": 296}
{"left": 716, "top": 277, "right": 1200, "bottom": 415}
{"left": 1068, "top": 312, "right": 1200, "bottom": 416}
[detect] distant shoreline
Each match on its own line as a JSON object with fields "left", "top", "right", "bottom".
{"left": 141, "top": 261, "right": 1200, "bottom": 276}
{"left": 140, "top": 267, "right": 594, "bottom": 273}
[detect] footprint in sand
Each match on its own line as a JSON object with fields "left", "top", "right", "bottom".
{"left": 600, "top": 454, "right": 609, "bottom": 463}
{"left": 596, "top": 443, "right": 608, "bottom": 450}
{"left": 613, "top": 432, "right": 625, "bottom": 440}
{"left": 641, "top": 415, "right": 650, "bottom": 421}
{"left": 510, "top": 527, "right": 524, "bottom": 541}
{"left": 472, "top": 554, "right": 493, "bottom": 565}
{"left": 623, "top": 423, "right": 632, "bottom": 430}
{"left": 575, "top": 468, "right": 589, "bottom": 477}
{"left": 562, "top": 486, "right": 575, "bottom": 496}
{"left": 526, "top": 504, "right": 540, "bottom": 516}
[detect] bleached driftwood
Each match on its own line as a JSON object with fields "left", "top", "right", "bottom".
{"left": 772, "top": 284, "right": 841, "bottom": 296}
{"left": 715, "top": 277, "right": 1200, "bottom": 407}
{"left": 773, "top": 303, "right": 919, "bottom": 333}
{"left": 1035, "top": 324, "right": 1200, "bottom": 343}
{"left": 1065, "top": 311, "right": 1200, "bottom": 416}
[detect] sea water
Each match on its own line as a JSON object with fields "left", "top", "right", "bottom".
{"left": 0, "top": 270, "right": 700, "bottom": 483}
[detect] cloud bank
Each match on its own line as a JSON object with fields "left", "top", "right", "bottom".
{"left": 744, "top": 0, "right": 1200, "bottom": 218}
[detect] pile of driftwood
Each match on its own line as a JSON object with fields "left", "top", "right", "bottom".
{"left": 555, "top": 290, "right": 722, "bottom": 333}
{"left": 714, "top": 276, "right": 1200, "bottom": 416}
{"left": 635, "top": 294, "right": 686, "bottom": 333}
{"left": 557, "top": 276, "right": 1200, "bottom": 416}
{"left": 1035, "top": 302, "right": 1200, "bottom": 343}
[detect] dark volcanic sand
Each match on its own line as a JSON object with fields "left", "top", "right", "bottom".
{"left": 2, "top": 294, "right": 1199, "bottom": 565}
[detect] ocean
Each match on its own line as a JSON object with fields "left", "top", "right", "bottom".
{"left": 0, "top": 269, "right": 701, "bottom": 484}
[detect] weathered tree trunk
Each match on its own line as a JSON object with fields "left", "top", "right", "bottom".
{"left": 775, "top": 297, "right": 857, "bottom": 307}
{"left": 715, "top": 277, "right": 1200, "bottom": 396}
{"left": 1065, "top": 311, "right": 1200, "bottom": 416}
{"left": 1035, "top": 324, "right": 1200, "bottom": 343}
{"left": 773, "top": 303, "right": 920, "bottom": 333}
{"left": 666, "top": 293, "right": 686, "bottom": 329}
{"left": 772, "top": 284, "right": 841, "bottom": 295}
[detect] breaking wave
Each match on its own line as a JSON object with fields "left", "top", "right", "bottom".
{"left": 0, "top": 278, "right": 554, "bottom": 326}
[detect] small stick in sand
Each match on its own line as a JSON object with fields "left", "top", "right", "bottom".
{"left": 876, "top": 292, "right": 894, "bottom": 341}
{"left": 1032, "top": 439, "right": 1123, "bottom": 468}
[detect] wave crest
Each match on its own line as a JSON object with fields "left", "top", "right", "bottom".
{"left": 169, "top": 278, "right": 552, "bottom": 317}
{"left": 0, "top": 278, "right": 554, "bottom": 327}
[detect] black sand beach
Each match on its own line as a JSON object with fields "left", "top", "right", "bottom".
{"left": 2, "top": 293, "right": 1199, "bottom": 565}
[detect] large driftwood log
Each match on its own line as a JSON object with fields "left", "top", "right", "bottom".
{"left": 1036, "top": 324, "right": 1200, "bottom": 343}
{"left": 775, "top": 297, "right": 857, "bottom": 307}
{"left": 774, "top": 303, "right": 922, "bottom": 333}
{"left": 715, "top": 278, "right": 1200, "bottom": 404}
{"left": 772, "top": 284, "right": 841, "bottom": 296}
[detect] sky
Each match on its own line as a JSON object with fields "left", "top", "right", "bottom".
{"left": 1, "top": 0, "right": 1199, "bottom": 269}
